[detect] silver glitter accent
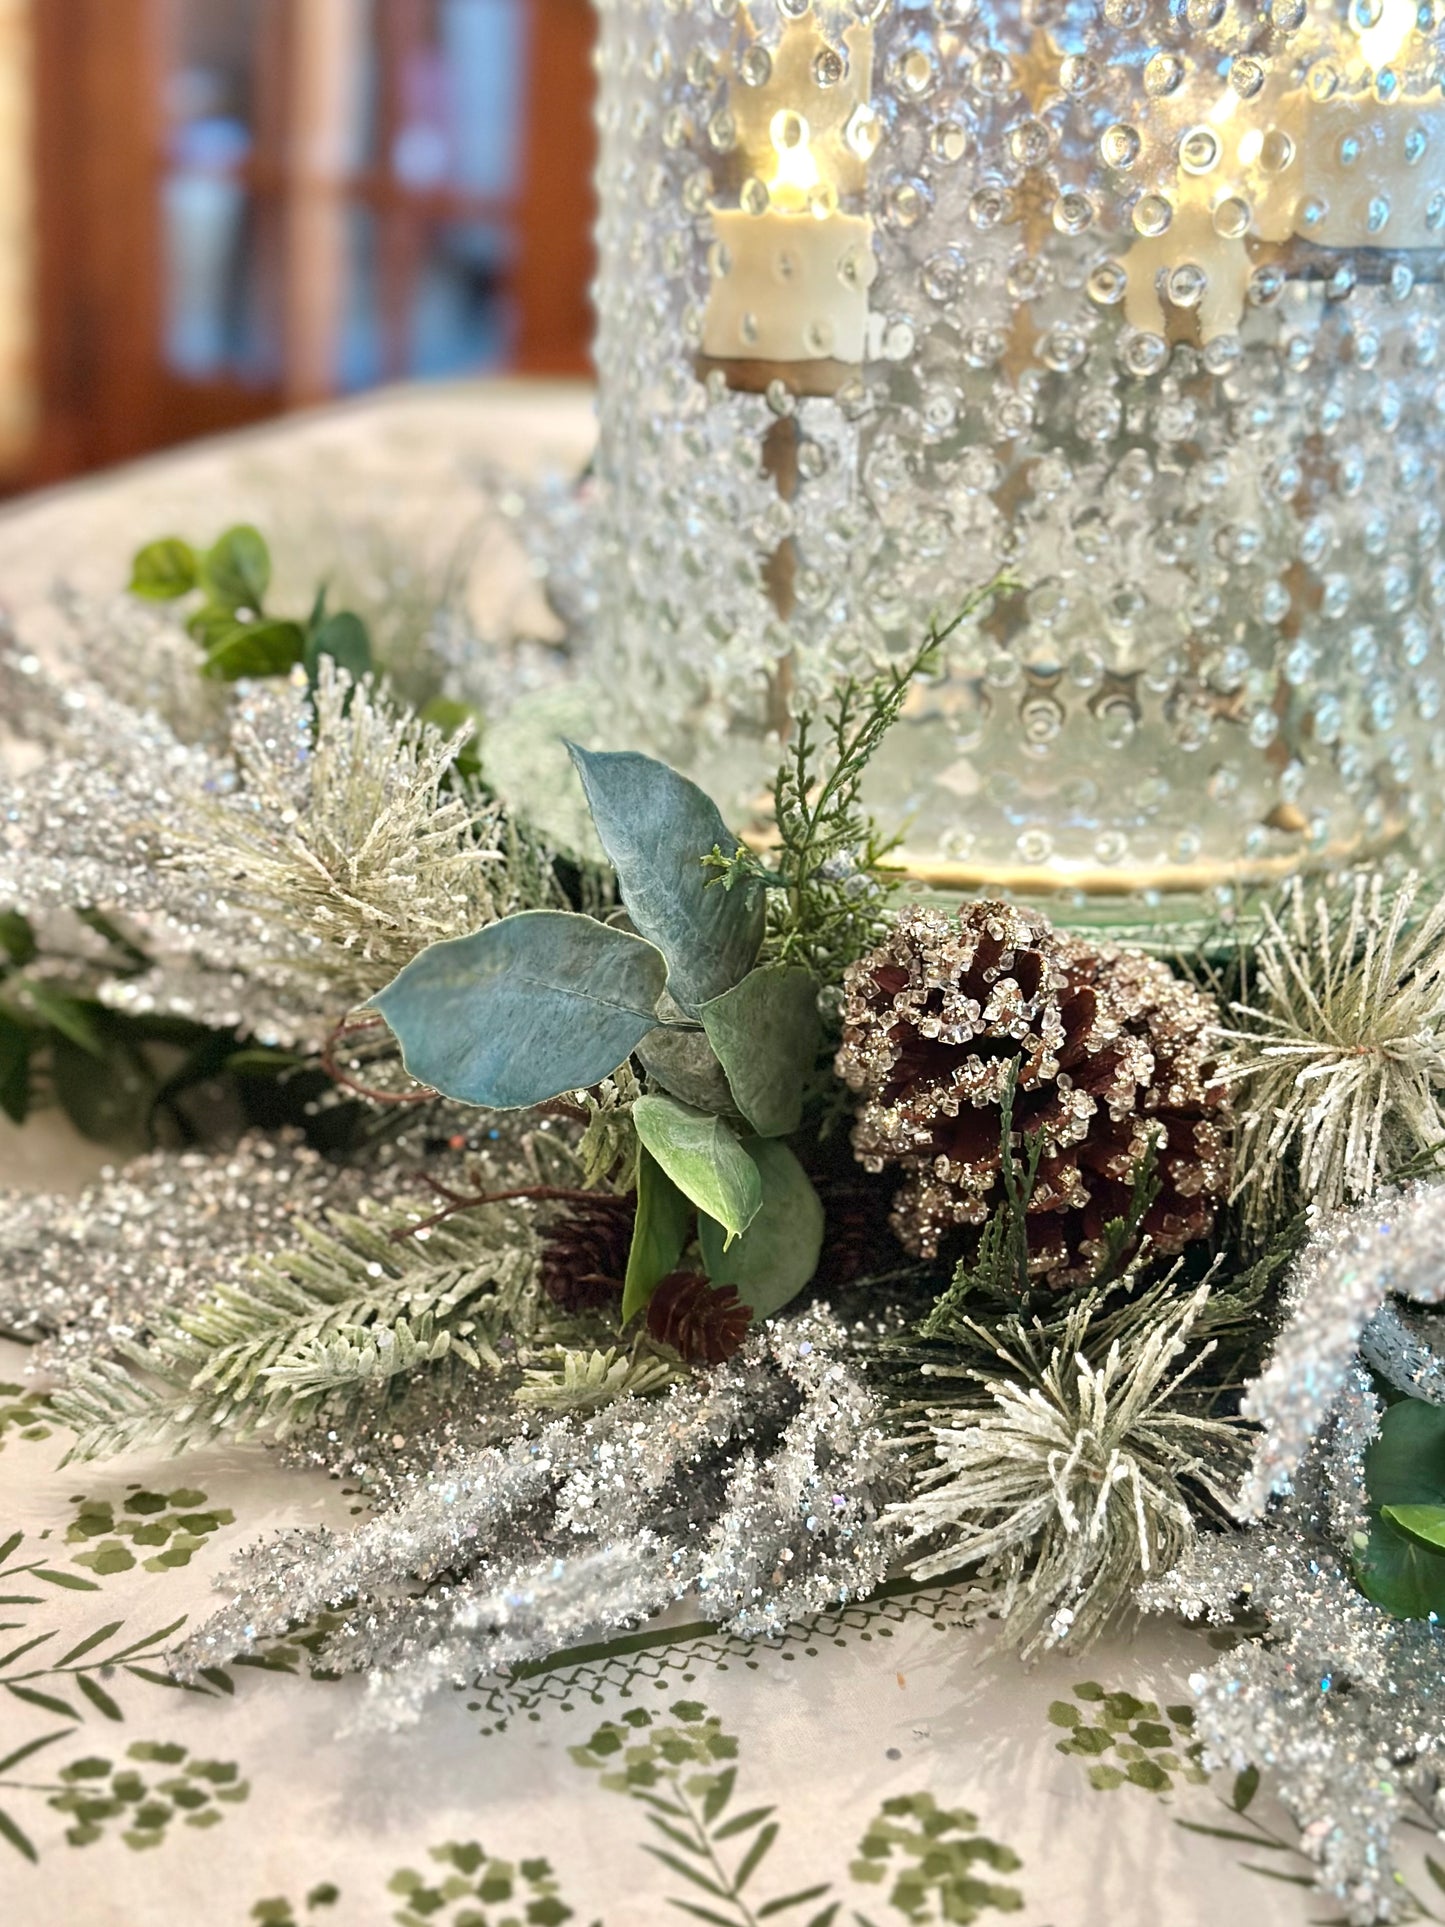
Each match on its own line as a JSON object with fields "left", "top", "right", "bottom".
{"left": 169, "top": 1310, "right": 906, "bottom": 1726}
{"left": 0, "top": 1130, "right": 440, "bottom": 1368}
{"left": 1147, "top": 1468, "right": 1445, "bottom": 1926}
{"left": 1358, "top": 1302, "right": 1445, "bottom": 1406}
{"left": 1238, "top": 1182, "right": 1445, "bottom": 1517}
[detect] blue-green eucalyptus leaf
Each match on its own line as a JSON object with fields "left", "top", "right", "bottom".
{"left": 566, "top": 743, "right": 763, "bottom": 1014}
{"left": 370, "top": 911, "right": 667, "bottom": 1109}
{"left": 636, "top": 991, "right": 735, "bottom": 1113}
{"left": 699, "top": 964, "right": 820, "bottom": 1138}
{"left": 698, "top": 1138, "right": 824, "bottom": 1316}
{"left": 632, "top": 1093, "right": 762, "bottom": 1246}
{"left": 621, "top": 1149, "right": 693, "bottom": 1323}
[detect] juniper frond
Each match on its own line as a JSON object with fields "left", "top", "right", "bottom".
{"left": 50, "top": 1200, "right": 543, "bottom": 1461}
{"left": 1218, "top": 872, "right": 1445, "bottom": 1228}
{"left": 724, "top": 585, "right": 1006, "bottom": 989}
{"left": 894, "top": 1283, "right": 1247, "bottom": 1654}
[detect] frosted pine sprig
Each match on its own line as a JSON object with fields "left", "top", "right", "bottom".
{"left": 1218, "top": 872, "right": 1445, "bottom": 1228}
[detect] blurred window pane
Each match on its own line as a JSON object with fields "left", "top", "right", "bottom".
{"left": 168, "top": 0, "right": 262, "bottom": 165}
{"left": 395, "top": 0, "right": 527, "bottom": 196}
{"left": 156, "top": 0, "right": 541, "bottom": 394}
{"left": 409, "top": 221, "right": 514, "bottom": 377}
{"left": 337, "top": 204, "right": 383, "bottom": 392}
{"left": 163, "top": 177, "right": 271, "bottom": 379}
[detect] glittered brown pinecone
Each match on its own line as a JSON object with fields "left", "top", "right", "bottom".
{"left": 835, "top": 901, "right": 1230, "bottom": 1286}
{"left": 539, "top": 1193, "right": 636, "bottom": 1312}
{"left": 646, "top": 1271, "right": 753, "bottom": 1364}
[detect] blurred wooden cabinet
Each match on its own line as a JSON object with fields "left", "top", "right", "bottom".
{"left": 30, "top": 0, "right": 596, "bottom": 482}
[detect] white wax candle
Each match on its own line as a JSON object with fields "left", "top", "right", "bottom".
{"left": 702, "top": 207, "right": 876, "bottom": 365}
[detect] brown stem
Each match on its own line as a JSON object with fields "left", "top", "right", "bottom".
{"left": 390, "top": 1181, "right": 606, "bottom": 1243}
{"left": 321, "top": 1011, "right": 435, "bottom": 1107}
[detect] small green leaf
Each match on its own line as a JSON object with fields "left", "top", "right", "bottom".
{"left": 699, "top": 965, "right": 820, "bottom": 1138}
{"left": 635, "top": 1020, "right": 735, "bottom": 1114}
{"left": 304, "top": 612, "right": 372, "bottom": 683}
{"left": 129, "top": 538, "right": 199, "bottom": 601}
{"left": 700, "top": 1767, "right": 737, "bottom": 1824}
{"left": 222, "top": 1049, "right": 306, "bottom": 1077}
{"left": 632, "top": 1095, "right": 762, "bottom": 1248}
{"left": 0, "top": 1731, "right": 67, "bottom": 1776}
{"left": 52, "top": 1030, "right": 153, "bottom": 1147}
{"left": 0, "top": 1010, "right": 29, "bottom": 1124}
{"left": 23, "top": 983, "right": 104, "bottom": 1054}
{"left": 621, "top": 1149, "right": 692, "bottom": 1323}
{"left": 0, "top": 911, "right": 36, "bottom": 967}
{"left": 566, "top": 744, "right": 764, "bottom": 1014}
{"left": 0, "top": 1805, "right": 36, "bottom": 1862}
{"left": 56, "top": 1622, "right": 125, "bottom": 1667}
{"left": 5, "top": 1683, "right": 78, "bottom": 1718}
{"left": 1381, "top": 1504, "right": 1445, "bottom": 1552}
{"left": 1358, "top": 1396, "right": 1445, "bottom": 1619}
{"left": 1231, "top": 1765, "right": 1260, "bottom": 1814}
{"left": 371, "top": 911, "right": 667, "bottom": 1109}
{"left": 202, "top": 525, "right": 270, "bottom": 611}
{"left": 32, "top": 1566, "right": 102, "bottom": 1591}
{"left": 202, "top": 619, "right": 305, "bottom": 682}
{"left": 733, "top": 1818, "right": 779, "bottom": 1889}
{"left": 186, "top": 602, "right": 244, "bottom": 651}
{"left": 76, "top": 1674, "right": 123, "bottom": 1721}
{"left": 697, "top": 1138, "right": 823, "bottom": 1316}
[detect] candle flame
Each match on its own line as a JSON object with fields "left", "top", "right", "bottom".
{"left": 769, "top": 109, "right": 830, "bottom": 214}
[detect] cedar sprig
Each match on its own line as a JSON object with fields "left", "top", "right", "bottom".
{"left": 708, "top": 582, "right": 1008, "bottom": 989}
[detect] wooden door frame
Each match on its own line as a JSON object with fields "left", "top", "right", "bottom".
{"left": 25, "top": 0, "right": 596, "bottom": 487}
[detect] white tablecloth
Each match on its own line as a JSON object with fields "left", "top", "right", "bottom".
{"left": 0, "top": 382, "right": 1377, "bottom": 1926}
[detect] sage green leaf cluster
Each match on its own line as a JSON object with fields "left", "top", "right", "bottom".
{"left": 130, "top": 525, "right": 375, "bottom": 687}
{"left": 371, "top": 742, "right": 826, "bottom": 1324}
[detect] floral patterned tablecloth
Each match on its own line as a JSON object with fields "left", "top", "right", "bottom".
{"left": 0, "top": 382, "right": 1417, "bottom": 1927}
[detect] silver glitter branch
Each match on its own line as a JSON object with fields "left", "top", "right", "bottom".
{"left": 0, "top": 1129, "right": 451, "bottom": 1367}
{"left": 49, "top": 1195, "right": 545, "bottom": 1460}
{"left": 170, "top": 1311, "right": 907, "bottom": 1726}
{"left": 1237, "top": 1180, "right": 1445, "bottom": 1516}
{"left": 1147, "top": 1470, "right": 1445, "bottom": 1925}
{"left": 894, "top": 1282, "right": 1247, "bottom": 1654}
{"left": 1148, "top": 1184, "right": 1445, "bottom": 1921}
{"left": 1218, "top": 874, "right": 1445, "bottom": 1230}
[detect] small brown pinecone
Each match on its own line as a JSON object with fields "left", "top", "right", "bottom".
{"left": 835, "top": 901, "right": 1230, "bottom": 1286}
{"left": 646, "top": 1272, "right": 753, "bottom": 1364}
{"left": 539, "top": 1194, "right": 636, "bottom": 1312}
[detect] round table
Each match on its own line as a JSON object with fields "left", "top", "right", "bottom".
{"left": 0, "top": 382, "right": 1344, "bottom": 1927}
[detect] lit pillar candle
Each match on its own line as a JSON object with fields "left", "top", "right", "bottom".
{"left": 701, "top": 15, "right": 878, "bottom": 379}
{"left": 1123, "top": 0, "right": 1445, "bottom": 340}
